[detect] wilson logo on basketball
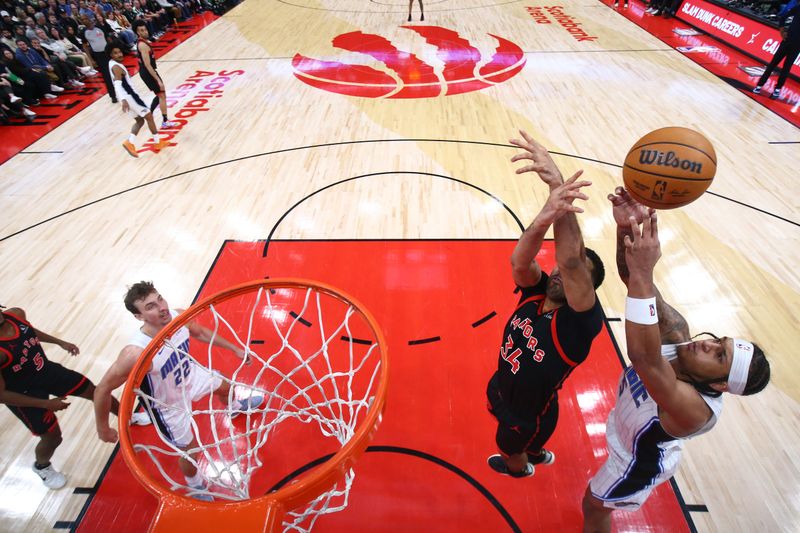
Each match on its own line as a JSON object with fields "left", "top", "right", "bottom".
{"left": 637, "top": 150, "right": 704, "bottom": 174}
{"left": 292, "top": 26, "right": 526, "bottom": 99}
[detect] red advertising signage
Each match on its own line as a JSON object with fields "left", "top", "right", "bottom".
{"left": 677, "top": 0, "right": 800, "bottom": 78}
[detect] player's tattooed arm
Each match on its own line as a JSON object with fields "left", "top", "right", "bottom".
{"left": 654, "top": 287, "right": 690, "bottom": 345}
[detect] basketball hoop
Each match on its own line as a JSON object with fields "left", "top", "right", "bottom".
{"left": 118, "top": 278, "right": 388, "bottom": 532}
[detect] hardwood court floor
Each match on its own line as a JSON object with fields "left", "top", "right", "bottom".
{"left": 0, "top": 0, "right": 798, "bottom": 531}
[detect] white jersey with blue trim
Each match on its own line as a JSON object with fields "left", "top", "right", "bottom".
{"left": 129, "top": 309, "right": 197, "bottom": 405}
{"left": 109, "top": 58, "right": 147, "bottom": 107}
{"left": 607, "top": 344, "right": 723, "bottom": 462}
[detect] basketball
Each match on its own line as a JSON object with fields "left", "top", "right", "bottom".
{"left": 622, "top": 127, "right": 716, "bottom": 209}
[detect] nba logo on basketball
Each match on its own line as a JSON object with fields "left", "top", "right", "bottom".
{"left": 293, "top": 26, "right": 526, "bottom": 99}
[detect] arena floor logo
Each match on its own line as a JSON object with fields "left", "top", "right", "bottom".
{"left": 292, "top": 26, "right": 526, "bottom": 98}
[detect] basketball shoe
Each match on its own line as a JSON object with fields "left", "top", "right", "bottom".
{"left": 771, "top": 88, "right": 781, "bottom": 99}
{"left": 529, "top": 449, "right": 556, "bottom": 465}
{"left": 752, "top": 85, "right": 762, "bottom": 94}
{"left": 131, "top": 411, "right": 152, "bottom": 425}
{"left": 188, "top": 481, "right": 214, "bottom": 502}
{"left": 161, "top": 120, "right": 179, "bottom": 129}
{"left": 230, "top": 395, "right": 265, "bottom": 419}
{"left": 33, "top": 463, "right": 67, "bottom": 489}
{"left": 487, "top": 455, "right": 534, "bottom": 478}
{"left": 122, "top": 140, "right": 139, "bottom": 158}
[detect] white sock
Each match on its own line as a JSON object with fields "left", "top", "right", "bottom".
{"left": 128, "top": 134, "right": 136, "bottom": 144}
{"left": 152, "top": 134, "right": 161, "bottom": 144}
{"left": 185, "top": 472, "right": 204, "bottom": 488}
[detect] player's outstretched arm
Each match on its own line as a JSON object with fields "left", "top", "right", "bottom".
{"left": 551, "top": 174, "right": 595, "bottom": 312}
{"left": 509, "top": 131, "right": 590, "bottom": 290}
{"left": 609, "top": 188, "right": 690, "bottom": 344}
{"left": 510, "top": 217, "right": 548, "bottom": 288}
{"left": 94, "top": 345, "right": 140, "bottom": 443}
{"left": 186, "top": 320, "right": 246, "bottom": 360}
{"left": 4, "top": 307, "right": 80, "bottom": 355}
{"left": 624, "top": 213, "right": 710, "bottom": 436}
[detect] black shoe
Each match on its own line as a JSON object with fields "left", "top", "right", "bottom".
{"left": 771, "top": 88, "right": 781, "bottom": 99}
{"left": 111, "top": 97, "right": 118, "bottom": 103}
{"left": 420, "top": 14, "right": 424, "bottom": 21}
{"left": 487, "top": 455, "right": 534, "bottom": 478}
{"left": 407, "top": 14, "right": 411, "bottom": 22}
{"left": 529, "top": 449, "right": 556, "bottom": 465}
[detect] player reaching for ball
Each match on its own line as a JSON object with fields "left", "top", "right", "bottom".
{"left": 581, "top": 188, "right": 771, "bottom": 532}
{"left": 485, "top": 131, "right": 606, "bottom": 478}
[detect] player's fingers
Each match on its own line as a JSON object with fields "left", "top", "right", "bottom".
{"left": 566, "top": 191, "right": 589, "bottom": 201}
{"left": 623, "top": 234, "right": 634, "bottom": 248}
{"left": 567, "top": 179, "right": 592, "bottom": 190}
{"left": 650, "top": 211, "right": 658, "bottom": 239}
{"left": 519, "top": 130, "right": 535, "bottom": 144}
{"left": 515, "top": 164, "right": 542, "bottom": 174}
{"left": 642, "top": 212, "right": 652, "bottom": 237}
{"left": 628, "top": 215, "right": 639, "bottom": 237}
{"left": 510, "top": 152, "right": 534, "bottom": 163}
{"left": 565, "top": 170, "right": 583, "bottom": 183}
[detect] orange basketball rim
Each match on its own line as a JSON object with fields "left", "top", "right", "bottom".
{"left": 118, "top": 278, "right": 389, "bottom": 533}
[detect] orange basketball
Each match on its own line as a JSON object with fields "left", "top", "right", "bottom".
{"left": 622, "top": 127, "right": 716, "bottom": 209}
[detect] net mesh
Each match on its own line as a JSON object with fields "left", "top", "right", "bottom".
{"left": 129, "top": 284, "right": 383, "bottom": 531}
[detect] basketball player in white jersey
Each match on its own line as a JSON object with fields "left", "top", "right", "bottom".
{"left": 107, "top": 43, "right": 165, "bottom": 158}
{"left": 93, "top": 281, "right": 263, "bottom": 499}
{"left": 581, "top": 189, "right": 770, "bottom": 532}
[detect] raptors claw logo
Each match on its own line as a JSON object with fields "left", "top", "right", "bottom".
{"left": 292, "top": 26, "right": 526, "bottom": 98}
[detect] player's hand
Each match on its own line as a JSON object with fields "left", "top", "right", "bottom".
{"left": 121, "top": 100, "right": 129, "bottom": 113}
{"left": 98, "top": 426, "right": 119, "bottom": 443}
{"left": 510, "top": 130, "right": 565, "bottom": 187}
{"left": 608, "top": 186, "right": 652, "bottom": 228}
{"left": 624, "top": 211, "right": 661, "bottom": 276}
{"left": 535, "top": 170, "right": 591, "bottom": 226}
{"left": 44, "top": 397, "right": 70, "bottom": 411}
{"left": 59, "top": 341, "right": 80, "bottom": 356}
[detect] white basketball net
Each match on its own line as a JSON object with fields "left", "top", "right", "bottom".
{"left": 130, "top": 285, "right": 382, "bottom": 532}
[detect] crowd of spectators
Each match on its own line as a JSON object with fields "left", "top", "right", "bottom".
{"left": 0, "top": 0, "right": 234, "bottom": 123}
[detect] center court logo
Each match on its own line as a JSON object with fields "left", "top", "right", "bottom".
{"left": 292, "top": 26, "right": 526, "bottom": 99}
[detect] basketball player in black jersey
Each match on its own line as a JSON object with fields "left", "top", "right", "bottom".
{"left": 0, "top": 306, "right": 120, "bottom": 489}
{"left": 486, "top": 131, "right": 606, "bottom": 478}
{"left": 407, "top": 0, "right": 424, "bottom": 22}
{"left": 133, "top": 20, "right": 178, "bottom": 130}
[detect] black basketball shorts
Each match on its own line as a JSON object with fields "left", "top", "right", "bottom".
{"left": 486, "top": 374, "right": 559, "bottom": 456}
{"left": 5, "top": 362, "right": 91, "bottom": 435}
{"left": 140, "top": 68, "right": 163, "bottom": 94}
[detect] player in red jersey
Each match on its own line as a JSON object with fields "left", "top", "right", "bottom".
{"left": 0, "top": 306, "right": 120, "bottom": 489}
{"left": 132, "top": 20, "right": 178, "bottom": 130}
{"left": 486, "top": 131, "right": 605, "bottom": 478}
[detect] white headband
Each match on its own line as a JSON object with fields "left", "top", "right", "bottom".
{"left": 727, "top": 339, "right": 754, "bottom": 395}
